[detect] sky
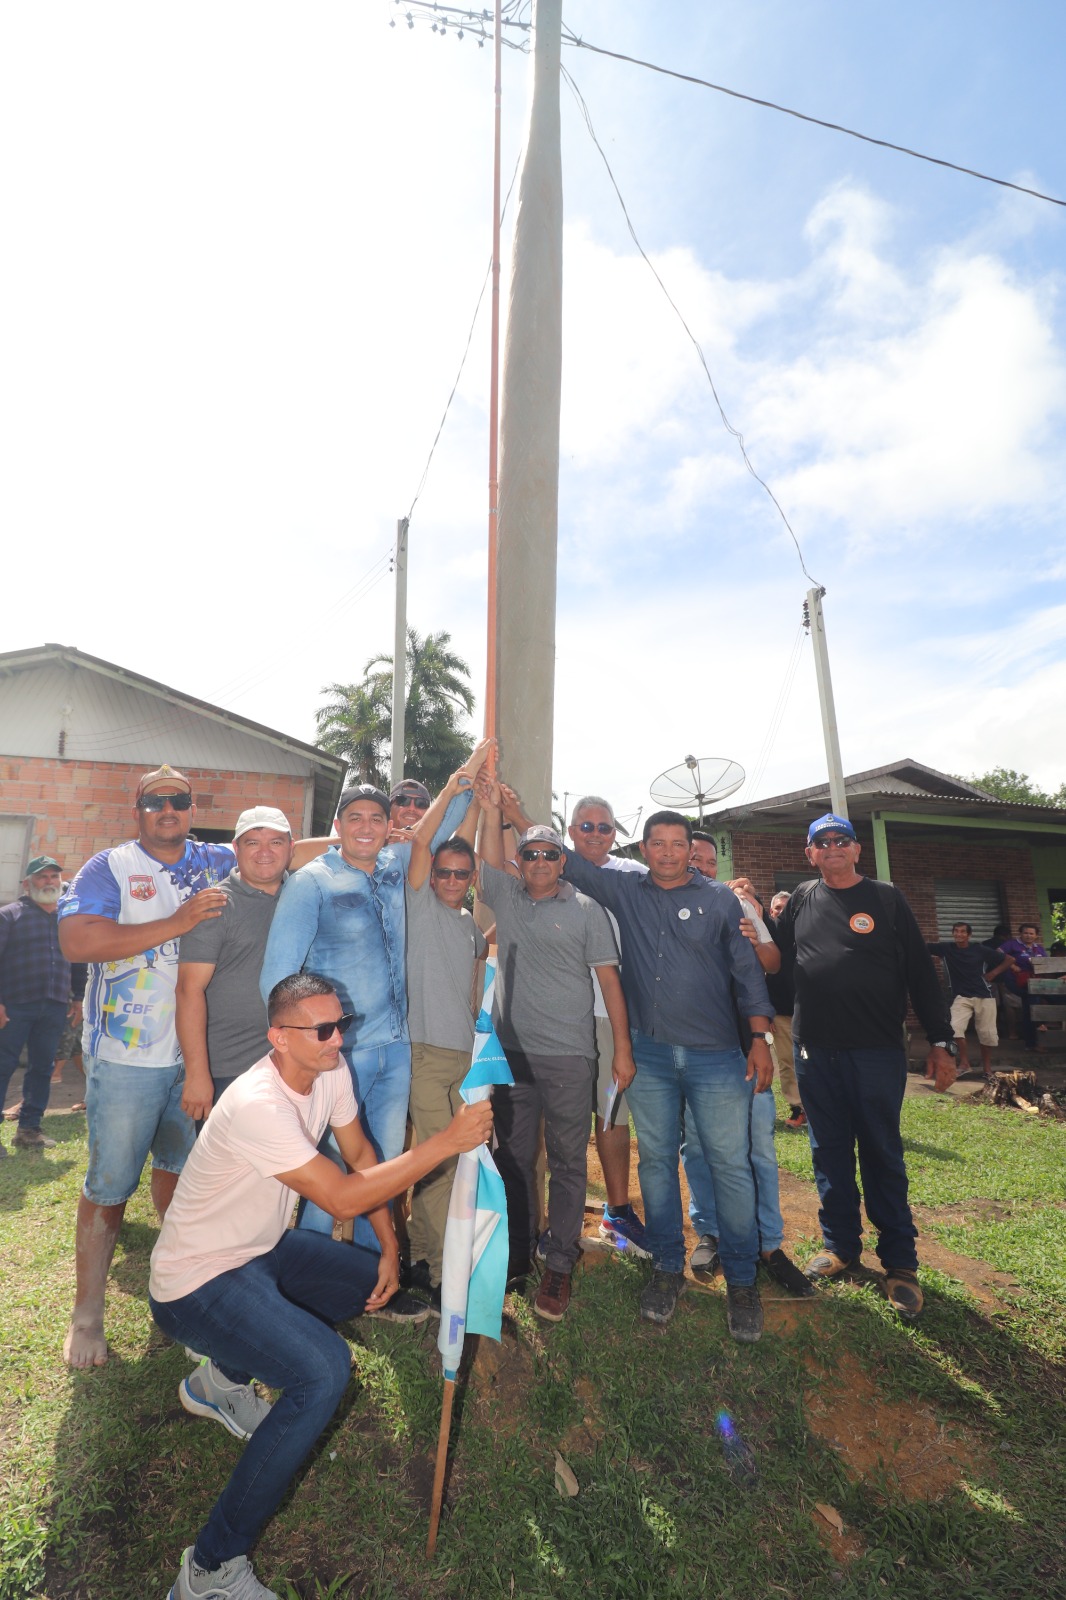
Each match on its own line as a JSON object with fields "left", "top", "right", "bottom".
{"left": 3, "top": 1, "right": 1065, "bottom": 832}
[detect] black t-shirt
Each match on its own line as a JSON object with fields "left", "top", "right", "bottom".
{"left": 926, "top": 942, "right": 1001, "bottom": 1000}
{"left": 773, "top": 876, "right": 951, "bottom": 1050}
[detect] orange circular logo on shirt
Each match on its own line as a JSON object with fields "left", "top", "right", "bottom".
{"left": 850, "top": 913, "right": 875, "bottom": 934}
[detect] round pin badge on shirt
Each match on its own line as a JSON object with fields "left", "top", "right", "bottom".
{"left": 850, "top": 912, "right": 875, "bottom": 934}
{"left": 678, "top": 908, "right": 691, "bottom": 920}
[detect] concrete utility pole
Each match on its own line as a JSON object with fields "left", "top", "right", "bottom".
{"left": 494, "top": 0, "right": 562, "bottom": 828}
{"left": 805, "top": 585, "right": 848, "bottom": 818}
{"left": 390, "top": 517, "right": 409, "bottom": 790}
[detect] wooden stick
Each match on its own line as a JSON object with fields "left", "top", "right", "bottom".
{"left": 426, "top": 1376, "right": 456, "bottom": 1557}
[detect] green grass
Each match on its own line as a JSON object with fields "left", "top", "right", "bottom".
{"left": 2, "top": 1101, "right": 1065, "bottom": 1600}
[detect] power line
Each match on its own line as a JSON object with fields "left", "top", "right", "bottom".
{"left": 562, "top": 63, "right": 821, "bottom": 587}
{"left": 562, "top": 31, "right": 1065, "bottom": 210}
{"left": 390, "top": 4, "right": 1064, "bottom": 208}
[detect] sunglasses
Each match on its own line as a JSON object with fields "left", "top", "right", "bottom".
{"left": 138, "top": 792, "right": 193, "bottom": 812}
{"left": 433, "top": 866, "right": 473, "bottom": 881}
{"left": 277, "top": 1014, "right": 354, "bottom": 1042}
{"left": 520, "top": 848, "right": 561, "bottom": 862}
{"left": 395, "top": 795, "right": 431, "bottom": 811}
{"left": 810, "top": 835, "right": 853, "bottom": 850}
{"left": 575, "top": 821, "right": 614, "bottom": 835}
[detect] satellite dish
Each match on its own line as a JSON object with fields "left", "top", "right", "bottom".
{"left": 650, "top": 755, "right": 745, "bottom": 823}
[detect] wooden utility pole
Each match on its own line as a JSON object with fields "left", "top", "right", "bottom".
{"left": 494, "top": 0, "right": 562, "bottom": 827}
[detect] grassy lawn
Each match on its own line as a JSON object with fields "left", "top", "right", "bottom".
{"left": 2, "top": 1098, "right": 1065, "bottom": 1600}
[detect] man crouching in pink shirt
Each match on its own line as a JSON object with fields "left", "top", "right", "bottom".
{"left": 149, "top": 972, "right": 492, "bottom": 1600}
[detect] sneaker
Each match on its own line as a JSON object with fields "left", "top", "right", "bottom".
{"left": 598, "top": 1205, "right": 652, "bottom": 1259}
{"left": 690, "top": 1234, "right": 720, "bottom": 1279}
{"left": 366, "top": 1290, "right": 434, "bottom": 1325}
{"left": 506, "top": 1258, "right": 533, "bottom": 1294}
{"left": 760, "top": 1248, "right": 816, "bottom": 1298}
{"left": 639, "top": 1269, "right": 687, "bottom": 1325}
{"left": 726, "top": 1283, "right": 764, "bottom": 1343}
{"left": 884, "top": 1267, "right": 924, "bottom": 1319}
{"left": 534, "top": 1268, "right": 572, "bottom": 1322}
{"left": 179, "top": 1361, "right": 273, "bottom": 1441}
{"left": 402, "top": 1257, "right": 433, "bottom": 1293}
{"left": 169, "top": 1544, "right": 279, "bottom": 1599}
{"left": 13, "top": 1127, "right": 55, "bottom": 1149}
{"left": 784, "top": 1106, "right": 807, "bottom": 1130}
{"left": 804, "top": 1250, "right": 860, "bottom": 1282}
{"left": 535, "top": 1229, "right": 550, "bottom": 1263}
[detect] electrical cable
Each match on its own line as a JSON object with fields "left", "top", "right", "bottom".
{"left": 562, "top": 63, "right": 821, "bottom": 587}
{"left": 405, "top": 149, "right": 523, "bottom": 524}
{"left": 562, "top": 30, "right": 1065, "bottom": 209}
{"left": 737, "top": 621, "right": 807, "bottom": 807}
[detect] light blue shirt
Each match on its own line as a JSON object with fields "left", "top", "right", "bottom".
{"left": 259, "top": 791, "right": 471, "bottom": 1051}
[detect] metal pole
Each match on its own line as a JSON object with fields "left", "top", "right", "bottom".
{"left": 484, "top": 0, "right": 502, "bottom": 756}
{"left": 805, "top": 585, "right": 848, "bottom": 819}
{"left": 391, "top": 517, "right": 409, "bottom": 789}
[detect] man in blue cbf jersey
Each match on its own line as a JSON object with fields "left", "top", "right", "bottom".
{"left": 58, "top": 763, "right": 233, "bottom": 1369}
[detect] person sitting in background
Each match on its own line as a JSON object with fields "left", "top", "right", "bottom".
{"left": 998, "top": 923, "right": 1046, "bottom": 1051}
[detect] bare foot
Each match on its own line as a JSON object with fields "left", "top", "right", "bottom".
{"left": 64, "top": 1317, "right": 109, "bottom": 1368}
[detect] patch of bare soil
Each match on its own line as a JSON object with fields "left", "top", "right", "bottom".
{"left": 803, "top": 1345, "right": 989, "bottom": 1501}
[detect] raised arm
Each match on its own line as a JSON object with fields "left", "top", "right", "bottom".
{"left": 409, "top": 739, "right": 493, "bottom": 890}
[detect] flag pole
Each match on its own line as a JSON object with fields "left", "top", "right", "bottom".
{"left": 484, "top": 0, "right": 503, "bottom": 763}
{"left": 425, "top": 1378, "right": 456, "bottom": 1557}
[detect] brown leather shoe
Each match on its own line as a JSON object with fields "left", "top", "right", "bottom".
{"left": 804, "top": 1250, "right": 860, "bottom": 1282}
{"left": 534, "top": 1268, "right": 572, "bottom": 1322}
{"left": 884, "top": 1267, "right": 923, "bottom": 1319}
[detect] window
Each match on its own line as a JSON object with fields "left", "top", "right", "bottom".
{"left": 933, "top": 879, "right": 1004, "bottom": 942}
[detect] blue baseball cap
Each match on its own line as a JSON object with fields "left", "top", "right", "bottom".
{"left": 807, "top": 812, "right": 856, "bottom": 844}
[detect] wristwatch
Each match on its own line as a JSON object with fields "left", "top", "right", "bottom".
{"left": 751, "top": 1031, "right": 775, "bottom": 1046}
{"left": 931, "top": 1040, "right": 959, "bottom": 1057}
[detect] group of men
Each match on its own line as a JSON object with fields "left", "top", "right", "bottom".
{"left": 1, "top": 748, "right": 1002, "bottom": 1600}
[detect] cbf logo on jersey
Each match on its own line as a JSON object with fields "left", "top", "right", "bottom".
{"left": 99, "top": 959, "right": 171, "bottom": 1051}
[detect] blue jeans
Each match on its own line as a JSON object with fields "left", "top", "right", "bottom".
{"left": 797, "top": 1046, "right": 918, "bottom": 1271}
{"left": 150, "top": 1232, "right": 379, "bottom": 1570}
{"left": 682, "top": 1085, "right": 783, "bottom": 1252}
{"left": 0, "top": 999, "right": 67, "bottom": 1130}
{"left": 296, "top": 1040, "right": 412, "bottom": 1250}
{"left": 82, "top": 1055, "right": 194, "bottom": 1204}
{"left": 626, "top": 1032, "right": 758, "bottom": 1283}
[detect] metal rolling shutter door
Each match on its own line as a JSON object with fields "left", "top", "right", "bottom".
{"left": 933, "top": 879, "right": 1004, "bottom": 941}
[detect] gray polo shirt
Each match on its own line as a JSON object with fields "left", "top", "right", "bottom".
{"left": 178, "top": 869, "right": 281, "bottom": 1082}
{"left": 406, "top": 875, "right": 488, "bottom": 1053}
{"left": 479, "top": 863, "right": 619, "bottom": 1057}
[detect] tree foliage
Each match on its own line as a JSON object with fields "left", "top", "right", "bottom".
{"left": 316, "top": 627, "right": 475, "bottom": 792}
{"left": 960, "top": 766, "right": 1066, "bottom": 808}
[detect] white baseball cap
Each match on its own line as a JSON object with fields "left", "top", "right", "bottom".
{"left": 233, "top": 806, "right": 292, "bottom": 842}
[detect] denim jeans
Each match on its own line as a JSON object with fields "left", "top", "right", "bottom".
{"left": 83, "top": 1055, "right": 194, "bottom": 1204}
{"left": 626, "top": 1031, "right": 758, "bottom": 1283}
{"left": 296, "top": 1040, "right": 412, "bottom": 1250}
{"left": 0, "top": 999, "right": 67, "bottom": 1130}
{"left": 682, "top": 1083, "right": 783, "bottom": 1253}
{"left": 797, "top": 1045, "right": 918, "bottom": 1270}
{"left": 150, "top": 1231, "right": 379, "bottom": 1570}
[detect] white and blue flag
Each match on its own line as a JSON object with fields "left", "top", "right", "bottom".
{"left": 437, "top": 954, "right": 513, "bottom": 1382}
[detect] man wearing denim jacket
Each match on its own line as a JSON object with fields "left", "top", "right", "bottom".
{"left": 260, "top": 747, "right": 487, "bottom": 1258}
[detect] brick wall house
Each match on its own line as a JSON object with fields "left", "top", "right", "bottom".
{"left": 0, "top": 645, "right": 345, "bottom": 901}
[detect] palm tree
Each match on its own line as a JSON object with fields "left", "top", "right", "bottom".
{"left": 316, "top": 628, "right": 476, "bottom": 791}
{"left": 314, "top": 679, "right": 390, "bottom": 788}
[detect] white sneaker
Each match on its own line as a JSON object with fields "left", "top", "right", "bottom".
{"left": 169, "top": 1546, "right": 279, "bottom": 1599}
{"left": 179, "top": 1361, "right": 272, "bottom": 1441}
